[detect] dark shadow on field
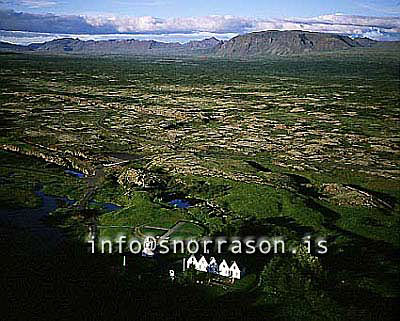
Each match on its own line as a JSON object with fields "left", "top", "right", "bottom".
{"left": 321, "top": 237, "right": 400, "bottom": 321}
{"left": 235, "top": 214, "right": 400, "bottom": 320}
{"left": 0, "top": 227, "right": 273, "bottom": 321}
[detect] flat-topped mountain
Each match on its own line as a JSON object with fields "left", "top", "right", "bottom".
{"left": 215, "top": 30, "right": 377, "bottom": 57}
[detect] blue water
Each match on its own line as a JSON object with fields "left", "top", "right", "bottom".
{"left": 65, "top": 170, "right": 85, "bottom": 178}
{"left": 169, "top": 199, "right": 191, "bottom": 209}
{"left": 0, "top": 190, "right": 122, "bottom": 254}
{"left": 58, "top": 197, "right": 121, "bottom": 213}
{"left": 45, "top": 197, "right": 121, "bottom": 213}
{"left": 96, "top": 202, "right": 122, "bottom": 212}
{"left": 0, "top": 191, "right": 65, "bottom": 254}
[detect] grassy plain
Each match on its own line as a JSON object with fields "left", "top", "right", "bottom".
{"left": 0, "top": 47, "right": 399, "bottom": 320}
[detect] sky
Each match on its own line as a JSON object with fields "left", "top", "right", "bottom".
{"left": 0, "top": 0, "right": 399, "bottom": 44}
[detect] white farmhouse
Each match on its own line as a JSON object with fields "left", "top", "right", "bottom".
{"left": 196, "top": 256, "right": 209, "bottom": 272}
{"left": 186, "top": 255, "right": 198, "bottom": 269}
{"left": 229, "top": 261, "right": 241, "bottom": 280}
{"left": 219, "top": 259, "right": 230, "bottom": 277}
{"left": 207, "top": 257, "right": 219, "bottom": 274}
{"left": 184, "top": 256, "right": 244, "bottom": 281}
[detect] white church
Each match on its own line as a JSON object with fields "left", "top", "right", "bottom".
{"left": 185, "top": 255, "right": 243, "bottom": 281}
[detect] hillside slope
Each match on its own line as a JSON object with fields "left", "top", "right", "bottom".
{"left": 215, "top": 30, "right": 369, "bottom": 56}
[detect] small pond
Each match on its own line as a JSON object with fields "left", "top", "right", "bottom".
{"left": 169, "top": 199, "right": 191, "bottom": 209}
{"left": 65, "top": 170, "right": 85, "bottom": 178}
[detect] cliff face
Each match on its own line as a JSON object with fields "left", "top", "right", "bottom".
{"left": 215, "top": 30, "right": 366, "bottom": 57}
{"left": 0, "top": 144, "right": 95, "bottom": 176}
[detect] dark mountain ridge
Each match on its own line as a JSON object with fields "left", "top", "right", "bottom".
{"left": 0, "top": 41, "right": 33, "bottom": 52}
{"left": 0, "top": 30, "right": 397, "bottom": 57}
{"left": 215, "top": 30, "right": 379, "bottom": 56}
{"left": 22, "top": 36, "right": 223, "bottom": 55}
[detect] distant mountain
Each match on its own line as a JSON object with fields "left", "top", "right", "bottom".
{"left": 0, "top": 31, "right": 395, "bottom": 57}
{"left": 184, "top": 37, "right": 223, "bottom": 49}
{"left": 0, "top": 41, "right": 32, "bottom": 52}
{"left": 215, "top": 30, "right": 375, "bottom": 57}
{"left": 24, "top": 37, "right": 222, "bottom": 56}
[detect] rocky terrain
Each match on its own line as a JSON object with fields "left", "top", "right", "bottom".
{"left": 1, "top": 50, "right": 398, "bottom": 198}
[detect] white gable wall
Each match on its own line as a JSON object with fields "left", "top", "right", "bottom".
{"left": 187, "top": 255, "right": 197, "bottom": 269}
{"left": 219, "top": 260, "right": 230, "bottom": 277}
{"left": 185, "top": 256, "right": 242, "bottom": 279}
{"left": 230, "top": 262, "right": 241, "bottom": 279}
{"left": 196, "top": 256, "right": 209, "bottom": 272}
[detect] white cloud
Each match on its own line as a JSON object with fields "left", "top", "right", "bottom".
{"left": 112, "top": 0, "right": 170, "bottom": 7}
{"left": 0, "top": 29, "right": 237, "bottom": 45}
{"left": 22, "top": 0, "right": 57, "bottom": 8}
{"left": 84, "top": 14, "right": 254, "bottom": 34}
{"left": 0, "top": 0, "right": 58, "bottom": 8}
{"left": 249, "top": 14, "right": 400, "bottom": 39}
{"left": 82, "top": 13, "right": 400, "bottom": 39}
{"left": 0, "top": 9, "right": 399, "bottom": 42}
